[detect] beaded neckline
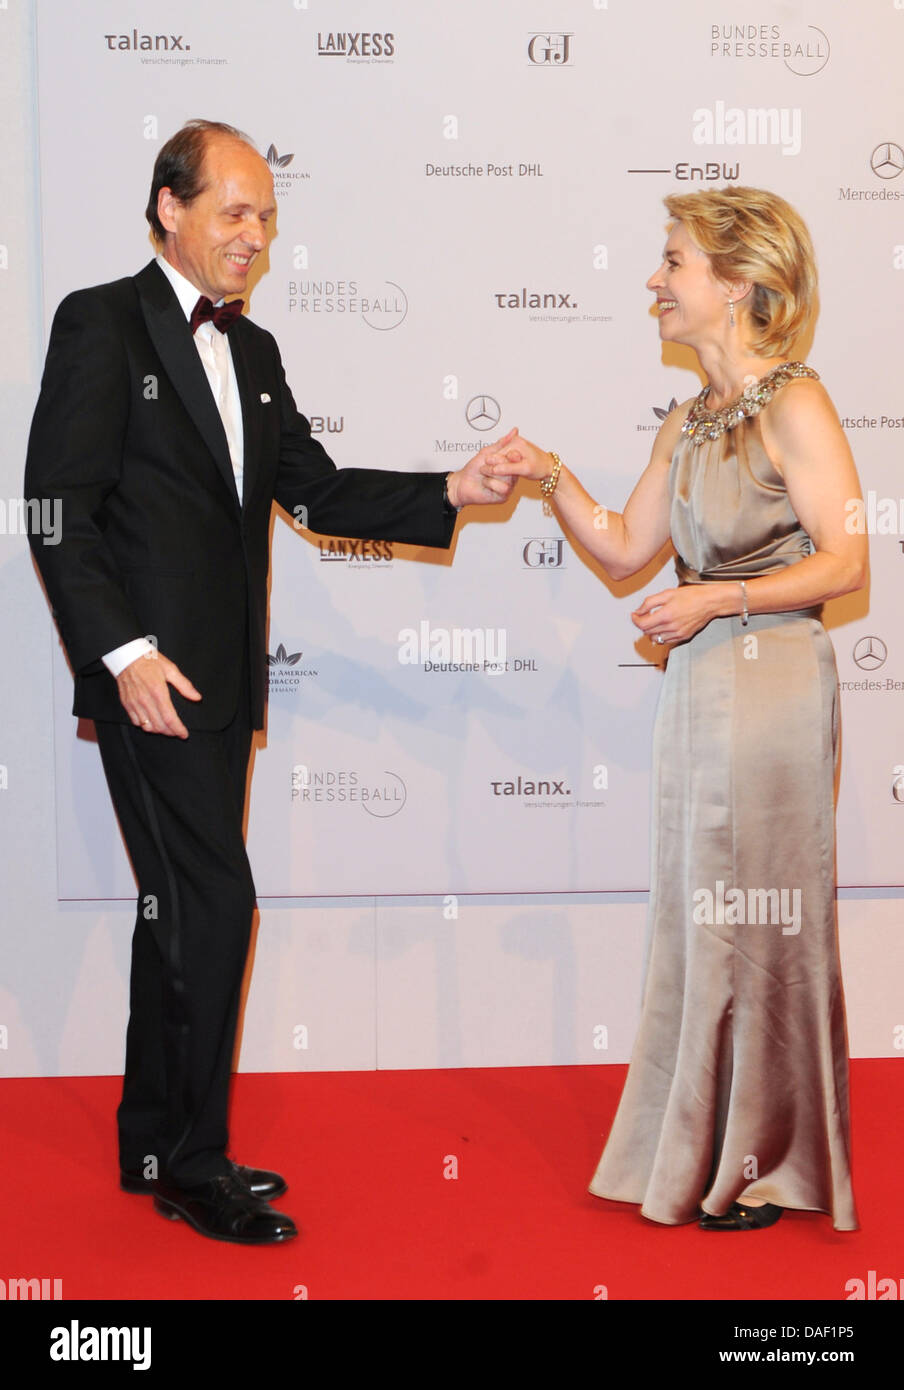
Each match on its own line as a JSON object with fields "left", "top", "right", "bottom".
{"left": 681, "top": 361, "right": 819, "bottom": 446}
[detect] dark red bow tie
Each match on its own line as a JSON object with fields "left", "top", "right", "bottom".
{"left": 189, "top": 295, "right": 244, "bottom": 335}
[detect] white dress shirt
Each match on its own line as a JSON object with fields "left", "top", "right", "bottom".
{"left": 103, "top": 254, "right": 246, "bottom": 677}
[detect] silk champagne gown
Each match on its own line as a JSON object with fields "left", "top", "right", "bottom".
{"left": 588, "top": 363, "right": 858, "bottom": 1230}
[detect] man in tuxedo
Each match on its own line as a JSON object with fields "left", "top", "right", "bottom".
{"left": 25, "top": 119, "right": 514, "bottom": 1245}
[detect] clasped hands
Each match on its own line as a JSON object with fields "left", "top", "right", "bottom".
{"left": 483, "top": 427, "right": 723, "bottom": 649}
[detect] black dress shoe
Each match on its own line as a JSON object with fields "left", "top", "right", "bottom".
{"left": 121, "top": 1158, "right": 288, "bottom": 1200}
{"left": 699, "top": 1201, "right": 783, "bottom": 1231}
{"left": 151, "top": 1172, "right": 298, "bottom": 1244}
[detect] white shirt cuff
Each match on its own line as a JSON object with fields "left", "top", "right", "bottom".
{"left": 102, "top": 637, "right": 156, "bottom": 677}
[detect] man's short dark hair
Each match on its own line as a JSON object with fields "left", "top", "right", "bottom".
{"left": 145, "top": 119, "right": 257, "bottom": 242}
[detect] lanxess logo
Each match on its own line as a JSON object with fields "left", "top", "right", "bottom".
{"left": 317, "top": 32, "right": 395, "bottom": 61}
{"left": 318, "top": 538, "right": 393, "bottom": 566}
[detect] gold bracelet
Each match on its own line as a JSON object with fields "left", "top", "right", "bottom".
{"left": 540, "top": 452, "right": 563, "bottom": 515}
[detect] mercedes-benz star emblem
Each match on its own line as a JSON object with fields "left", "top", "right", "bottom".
{"left": 853, "top": 636, "right": 887, "bottom": 671}
{"left": 466, "top": 395, "right": 502, "bottom": 431}
{"left": 871, "top": 143, "right": 904, "bottom": 181}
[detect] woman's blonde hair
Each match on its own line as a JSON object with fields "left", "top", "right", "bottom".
{"left": 663, "top": 186, "right": 817, "bottom": 356}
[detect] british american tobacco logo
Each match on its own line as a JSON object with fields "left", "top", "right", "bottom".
{"left": 267, "top": 643, "right": 318, "bottom": 691}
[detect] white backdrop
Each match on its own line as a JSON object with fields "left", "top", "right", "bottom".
{"left": 7, "top": 0, "right": 902, "bottom": 1075}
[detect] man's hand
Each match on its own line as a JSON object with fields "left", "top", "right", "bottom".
{"left": 116, "top": 649, "right": 202, "bottom": 739}
{"left": 446, "top": 427, "right": 518, "bottom": 509}
{"left": 483, "top": 432, "right": 554, "bottom": 483}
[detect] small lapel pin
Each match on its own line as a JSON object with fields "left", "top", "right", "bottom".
{"left": 260, "top": 393, "right": 271, "bottom": 403}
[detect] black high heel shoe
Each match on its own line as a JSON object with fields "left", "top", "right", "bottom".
{"left": 699, "top": 1201, "right": 783, "bottom": 1231}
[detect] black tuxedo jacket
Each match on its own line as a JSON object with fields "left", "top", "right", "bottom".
{"left": 25, "top": 260, "right": 454, "bottom": 729}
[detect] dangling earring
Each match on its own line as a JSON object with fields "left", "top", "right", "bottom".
{"left": 728, "top": 299, "right": 735, "bottom": 327}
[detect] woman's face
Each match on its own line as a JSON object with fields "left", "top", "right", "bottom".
{"left": 646, "top": 220, "right": 730, "bottom": 346}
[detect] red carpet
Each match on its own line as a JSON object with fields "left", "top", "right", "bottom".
{"left": 1, "top": 1061, "right": 899, "bottom": 1301}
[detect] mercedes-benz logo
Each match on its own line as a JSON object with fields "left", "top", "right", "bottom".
{"left": 466, "top": 395, "right": 502, "bottom": 431}
{"left": 853, "top": 636, "right": 887, "bottom": 671}
{"left": 871, "top": 143, "right": 904, "bottom": 181}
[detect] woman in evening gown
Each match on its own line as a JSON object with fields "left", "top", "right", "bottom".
{"left": 490, "top": 187, "right": 866, "bottom": 1231}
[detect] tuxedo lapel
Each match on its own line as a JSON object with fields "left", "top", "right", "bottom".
{"left": 227, "top": 322, "right": 262, "bottom": 512}
{"left": 134, "top": 261, "right": 239, "bottom": 508}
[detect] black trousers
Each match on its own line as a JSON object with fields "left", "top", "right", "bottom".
{"left": 95, "top": 669, "right": 255, "bottom": 1186}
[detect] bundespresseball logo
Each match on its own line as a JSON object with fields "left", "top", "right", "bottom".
{"left": 706, "top": 21, "right": 829, "bottom": 75}
{"left": 782, "top": 25, "right": 829, "bottom": 76}
{"left": 362, "top": 282, "right": 407, "bottom": 330}
{"left": 291, "top": 767, "right": 407, "bottom": 817}
{"left": 286, "top": 278, "right": 408, "bottom": 331}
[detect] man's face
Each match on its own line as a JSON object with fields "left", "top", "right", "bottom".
{"left": 158, "top": 136, "right": 276, "bottom": 302}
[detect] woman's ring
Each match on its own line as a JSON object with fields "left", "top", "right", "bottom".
{"left": 654, "top": 635, "right": 664, "bottom": 645}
